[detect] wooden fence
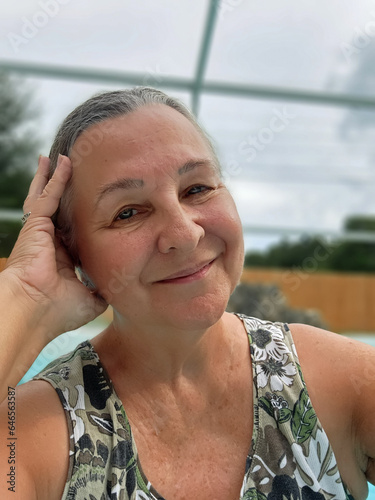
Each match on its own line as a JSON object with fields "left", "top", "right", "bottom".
{"left": 1, "top": 257, "right": 374, "bottom": 332}
{"left": 241, "top": 267, "right": 375, "bottom": 333}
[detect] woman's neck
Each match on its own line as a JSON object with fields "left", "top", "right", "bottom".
{"left": 91, "top": 311, "right": 242, "bottom": 389}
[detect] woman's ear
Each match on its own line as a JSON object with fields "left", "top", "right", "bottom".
{"left": 76, "top": 266, "right": 96, "bottom": 291}
{"left": 55, "top": 226, "right": 80, "bottom": 267}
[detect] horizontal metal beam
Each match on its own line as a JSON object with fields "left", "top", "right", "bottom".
{"left": 242, "top": 225, "right": 375, "bottom": 244}
{"left": 203, "top": 82, "right": 375, "bottom": 109}
{"left": 0, "top": 59, "right": 190, "bottom": 89}
{"left": 2, "top": 59, "right": 375, "bottom": 109}
{"left": 0, "top": 209, "right": 23, "bottom": 221}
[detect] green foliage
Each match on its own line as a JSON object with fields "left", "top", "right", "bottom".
{"left": 242, "top": 488, "right": 267, "bottom": 500}
{"left": 0, "top": 72, "right": 40, "bottom": 257}
{"left": 278, "top": 407, "right": 292, "bottom": 424}
{"left": 246, "top": 237, "right": 332, "bottom": 271}
{"left": 291, "top": 389, "right": 317, "bottom": 444}
{"left": 0, "top": 220, "right": 22, "bottom": 257}
{"left": 330, "top": 216, "right": 375, "bottom": 272}
{"left": 245, "top": 216, "right": 375, "bottom": 273}
{"left": 0, "top": 71, "right": 39, "bottom": 208}
{"left": 259, "top": 396, "right": 274, "bottom": 418}
{"left": 344, "top": 215, "right": 375, "bottom": 231}
{"left": 328, "top": 241, "right": 375, "bottom": 272}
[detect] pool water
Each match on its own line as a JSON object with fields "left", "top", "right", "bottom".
{"left": 345, "top": 333, "right": 375, "bottom": 499}
{"left": 21, "top": 324, "right": 375, "bottom": 498}
{"left": 19, "top": 318, "right": 105, "bottom": 384}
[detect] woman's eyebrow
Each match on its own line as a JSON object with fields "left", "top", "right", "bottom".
{"left": 94, "top": 158, "right": 216, "bottom": 209}
{"left": 178, "top": 159, "right": 215, "bottom": 175}
{"left": 94, "top": 178, "right": 144, "bottom": 208}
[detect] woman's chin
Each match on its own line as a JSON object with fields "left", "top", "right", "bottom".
{"left": 163, "top": 292, "right": 230, "bottom": 332}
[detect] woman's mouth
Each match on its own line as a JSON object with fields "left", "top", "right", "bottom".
{"left": 157, "top": 259, "right": 215, "bottom": 284}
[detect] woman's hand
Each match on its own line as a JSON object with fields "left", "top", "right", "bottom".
{"left": 4, "top": 154, "right": 108, "bottom": 338}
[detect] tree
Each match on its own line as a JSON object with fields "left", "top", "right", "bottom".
{"left": 328, "top": 216, "right": 375, "bottom": 273}
{"left": 0, "top": 72, "right": 40, "bottom": 257}
{"left": 244, "top": 215, "right": 375, "bottom": 273}
{"left": 244, "top": 236, "right": 333, "bottom": 271}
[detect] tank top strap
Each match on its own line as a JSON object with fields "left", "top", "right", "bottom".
{"left": 33, "top": 341, "right": 158, "bottom": 499}
{"left": 235, "top": 314, "right": 353, "bottom": 500}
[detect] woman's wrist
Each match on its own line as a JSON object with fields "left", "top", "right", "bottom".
{"left": 0, "top": 267, "right": 55, "bottom": 345}
{"left": 0, "top": 268, "right": 59, "bottom": 399}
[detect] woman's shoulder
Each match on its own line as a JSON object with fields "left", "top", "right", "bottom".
{"left": 0, "top": 341, "right": 99, "bottom": 499}
{"left": 236, "top": 314, "right": 374, "bottom": 497}
{"left": 0, "top": 378, "right": 69, "bottom": 499}
{"left": 288, "top": 322, "right": 375, "bottom": 396}
{"left": 289, "top": 323, "right": 375, "bottom": 498}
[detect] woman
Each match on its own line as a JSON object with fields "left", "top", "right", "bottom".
{"left": 0, "top": 88, "right": 374, "bottom": 500}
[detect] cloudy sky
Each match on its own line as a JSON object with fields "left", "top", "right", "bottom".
{"left": 1, "top": 0, "right": 375, "bottom": 250}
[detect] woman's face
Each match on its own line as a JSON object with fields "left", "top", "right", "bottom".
{"left": 70, "top": 104, "right": 244, "bottom": 332}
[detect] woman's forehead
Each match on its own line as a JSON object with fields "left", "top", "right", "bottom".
{"left": 70, "top": 105, "right": 213, "bottom": 171}
{"left": 69, "top": 105, "right": 217, "bottom": 196}
{"left": 75, "top": 105, "right": 203, "bottom": 148}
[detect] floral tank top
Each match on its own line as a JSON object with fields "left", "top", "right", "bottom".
{"left": 33, "top": 315, "right": 353, "bottom": 500}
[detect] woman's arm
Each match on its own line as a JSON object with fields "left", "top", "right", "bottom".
{"left": 290, "top": 323, "right": 375, "bottom": 499}
{"left": 0, "top": 155, "right": 107, "bottom": 403}
{"left": 0, "top": 270, "right": 56, "bottom": 402}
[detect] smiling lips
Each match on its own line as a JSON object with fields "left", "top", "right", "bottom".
{"left": 157, "top": 259, "right": 215, "bottom": 284}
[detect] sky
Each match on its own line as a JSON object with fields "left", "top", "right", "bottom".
{"left": 1, "top": 0, "right": 375, "bottom": 251}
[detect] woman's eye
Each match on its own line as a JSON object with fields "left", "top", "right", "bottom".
{"left": 116, "top": 208, "right": 138, "bottom": 220}
{"left": 187, "top": 185, "right": 210, "bottom": 196}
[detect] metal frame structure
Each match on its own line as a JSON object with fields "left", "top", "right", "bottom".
{"left": 2, "top": 58, "right": 375, "bottom": 113}
{"left": 1, "top": 0, "right": 375, "bottom": 243}
{"left": 2, "top": 0, "right": 375, "bottom": 113}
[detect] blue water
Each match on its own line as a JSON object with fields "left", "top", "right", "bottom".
{"left": 21, "top": 326, "right": 375, "bottom": 498}
{"left": 345, "top": 334, "right": 375, "bottom": 499}
{"left": 344, "top": 333, "right": 375, "bottom": 348}
{"left": 19, "top": 318, "right": 105, "bottom": 384}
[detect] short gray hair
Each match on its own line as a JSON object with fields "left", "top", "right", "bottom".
{"left": 49, "top": 87, "right": 220, "bottom": 263}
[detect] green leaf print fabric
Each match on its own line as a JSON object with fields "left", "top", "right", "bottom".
{"left": 237, "top": 315, "right": 353, "bottom": 500}
{"left": 33, "top": 315, "right": 354, "bottom": 500}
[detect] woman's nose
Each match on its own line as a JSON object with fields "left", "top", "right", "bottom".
{"left": 157, "top": 205, "right": 205, "bottom": 254}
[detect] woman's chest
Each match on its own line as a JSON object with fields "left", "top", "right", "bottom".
{"left": 136, "top": 423, "right": 252, "bottom": 500}
{"left": 130, "top": 391, "right": 254, "bottom": 500}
